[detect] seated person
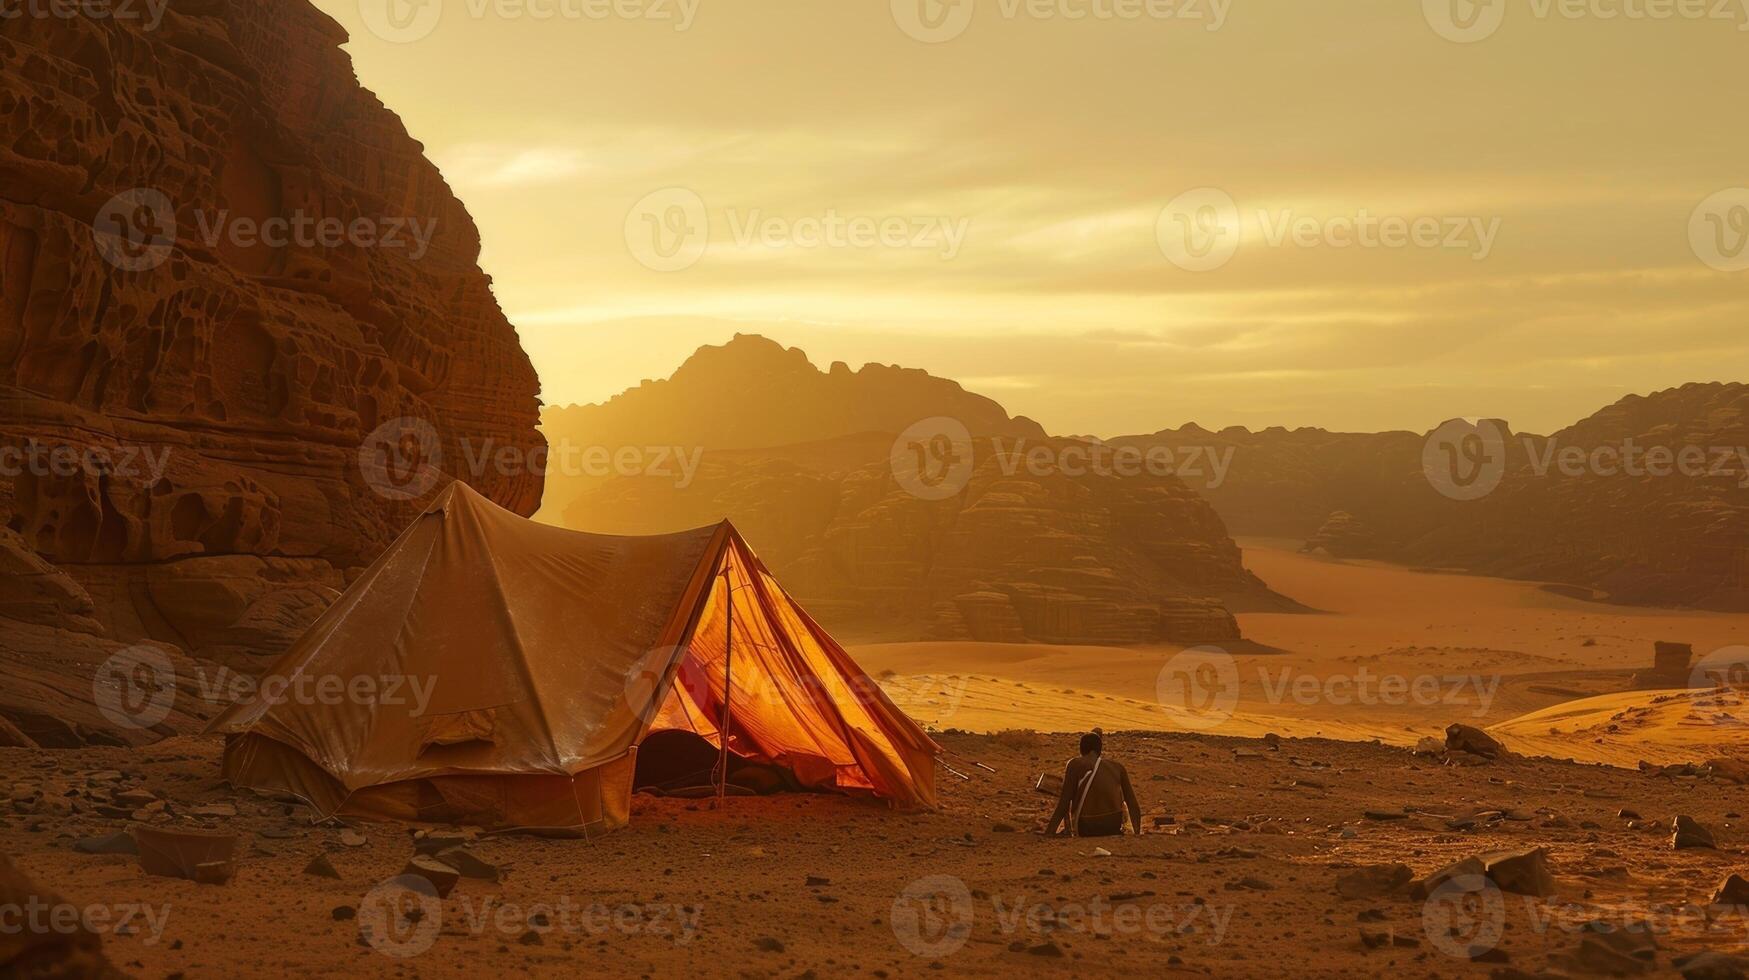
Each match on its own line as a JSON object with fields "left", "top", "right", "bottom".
{"left": 1041, "top": 732, "right": 1143, "bottom": 837}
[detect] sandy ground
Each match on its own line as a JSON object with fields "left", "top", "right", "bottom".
{"left": 5, "top": 732, "right": 1748, "bottom": 979}
{"left": 854, "top": 542, "right": 1749, "bottom": 765}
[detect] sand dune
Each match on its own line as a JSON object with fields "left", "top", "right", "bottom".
{"left": 855, "top": 542, "right": 1749, "bottom": 764}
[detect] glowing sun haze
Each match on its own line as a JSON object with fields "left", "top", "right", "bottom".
{"left": 314, "top": 0, "right": 1748, "bottom": 437}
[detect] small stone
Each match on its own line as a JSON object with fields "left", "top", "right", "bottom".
{"left": 331, "top": 906, "right": 356, "bottom": 921}
{"left": 304, "top": 854, "right": 342, "bottom": 879}
{"left": 1672, "top": 815, "right": 1718, "bottom": 850}
{"left": 754, "top": 937, "right": 785, "bottom": 953}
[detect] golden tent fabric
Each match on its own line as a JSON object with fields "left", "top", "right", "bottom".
{"left": 209, "top": 481, "right": 938, "bottom": 832}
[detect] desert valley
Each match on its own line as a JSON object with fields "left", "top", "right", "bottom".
{"left": 2, "top": 1, "right": 1748, "bottom": 978}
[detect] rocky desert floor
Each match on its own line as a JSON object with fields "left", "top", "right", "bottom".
{"left": 7, "top": 543, "right": 1748, "bottom": 979}
{"left": 4, "top": 730, "right": 1749, "bottom": 978}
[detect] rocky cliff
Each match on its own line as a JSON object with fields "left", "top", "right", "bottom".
{"left": 1128, "top": 384, "right": 1749, "bottom": 610}
{"left": 0, "top": 1, "right": 544, "bottom": 744}
{"left": 548, "top": 339, "right": 1279, "bottom": 644}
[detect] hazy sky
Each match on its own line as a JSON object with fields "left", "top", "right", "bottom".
{"left": 315, "top": 0, "right": 1748, "bottom": 436}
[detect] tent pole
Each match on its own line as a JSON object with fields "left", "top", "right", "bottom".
{"left": 715, "top": 564, "right": 734, "bottom": 809}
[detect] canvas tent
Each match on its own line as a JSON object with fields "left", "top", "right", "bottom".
{"left": 209, "top": 481, "right": 939, "bottom": 832}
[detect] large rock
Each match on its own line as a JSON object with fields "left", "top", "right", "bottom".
{"left": 1413, "top": 847, "right": 1556, "bottom": 899}
{"left": 1672, "top": 815, "right": 1718, "bottom": 850}
{"left": 0, "top": 0, "right": 544, "bottom": 741}
{"left": 1445, "top": 723, "right": 1505, "bottom": 760}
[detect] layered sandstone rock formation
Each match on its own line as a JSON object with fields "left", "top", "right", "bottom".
{"left": 545, "top": 338, "right": 1277, "bottom": 644}
{"left": 1131, "top": 384, "right": 1749, "bottom": 610}
{"left": 0, "top": 2, "right": 543, "bottom": 743}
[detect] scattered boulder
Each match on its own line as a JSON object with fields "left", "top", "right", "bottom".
{"left": 1676, "top": 951, "right": 1749, "bottom": 980}
{"left": 1359, "top": 928, "right": 1419, "bottom": 949}
{"left": 1335, "top": 864, "right": 1413, "bottom": 899}
{"left": 304, "top": 854, "right": 342, "bottom": 879}
{"left": 1446, "top": 724, "right": 1505, "bottom": 760}
{"left": 72, "top": 833, "right": 138, "bottom": 856}
{"left": 1711, "top": 874, "right": 1749, "bottom": 906}
{"left": 1566, "top": 920, "right": 1658, "bottom": 976}
{"left": 401, "top": 856, "right": 462, "bottom": 898}
{"left": 433, "top": 848, "right": 501, "bottom": 883}
{"left": 1484, "top": 847, "right": 1558, "bottom": 898}
{"left": 1672, "top": 815, "right": 1718, "bottom": 850}
{"left": 1706, "top": 760, "right": 1749, "bottom": 785}
{"left": 1412, "top": 736, "right": 1445, "bottom": 757}
{"left": 1635, "top": 641, "right": 1694, "bottom": 688}
{"left": 132, "top": 826, "right": 240, "bottom": 885}
{"left": 1413, "top": 848, "right": 1555, "bottom": 899}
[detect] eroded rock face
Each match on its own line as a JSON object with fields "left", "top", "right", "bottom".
{"left": 547, "top": 340, "right": 1275, "bottom": 644}
{"left": 1131, "top": 384, "right": 1749, "bottom": 611}
{"left": 0, "top": 1, "right": 543, "bottom": 740}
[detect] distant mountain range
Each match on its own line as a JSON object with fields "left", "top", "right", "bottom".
{"left": 546, "top": 337, "right": 1749, "bottom": 625}
{"left": 541, "top": 335, "right": 1285, "bottom": 644}
{"left": 1129, "top": 383, "right": 1749, "bottom": 610}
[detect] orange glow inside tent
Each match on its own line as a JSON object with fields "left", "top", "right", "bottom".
{"left": 209, "top": 481, "right": 939, "bottom": 832}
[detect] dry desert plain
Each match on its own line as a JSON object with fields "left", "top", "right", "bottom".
{"left": 4, "top": 542, "right": 1748, "bottom": 978}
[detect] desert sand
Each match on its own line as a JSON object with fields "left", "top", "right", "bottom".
{"left": 856, "top": 541, "right": 1749, "bottom": 765}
